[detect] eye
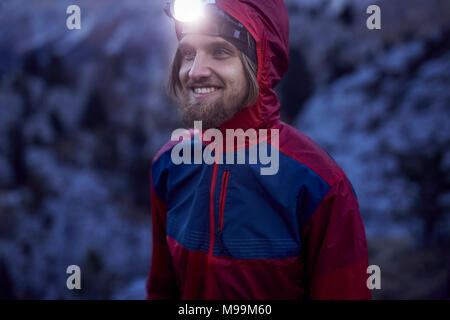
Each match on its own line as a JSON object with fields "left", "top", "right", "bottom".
{"left": 214, "top": 48, "right": 231, "bottom": 58}
{"left": 181, "top": 48, "right": 195, "bottom": 60}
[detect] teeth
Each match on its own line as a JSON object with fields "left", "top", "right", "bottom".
{"left": 193, "top": 87, "right": 218, "bottom": 94}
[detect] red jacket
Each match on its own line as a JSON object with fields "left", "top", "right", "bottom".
{"left": 146, "top": 0, "right": 371, "bottom": 300}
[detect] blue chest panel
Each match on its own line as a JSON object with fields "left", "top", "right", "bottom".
{"left": 152, "top": 141, "right": 330, "bottom": 259}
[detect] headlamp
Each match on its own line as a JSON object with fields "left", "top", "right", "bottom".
{"left": 164, "top": 0, "right": 216, "bottom": 23}
{"left": 164, "top": 0, "right": 258, "bottom": 67}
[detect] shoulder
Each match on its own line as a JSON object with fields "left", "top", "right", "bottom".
{"left": 153, "top": 139, "right": 179, "bottom": 164}
{"left": 150, "top": 129, "right": 198, "bottom": 192}
{"left": 152, "top": 128, "right": 196, "bottom": 163}
{"left": 278, "top": 122, "right": 346, "bottom": 186}
{"left": 150, "top": 135, "right": 186, "bottom": 200}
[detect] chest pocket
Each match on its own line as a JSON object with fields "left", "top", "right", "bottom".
{"left": 213, "top": 165, "right": 301, "bottom": 259}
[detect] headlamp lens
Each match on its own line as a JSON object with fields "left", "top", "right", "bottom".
{"left": 166, "top": 0, "right": 216, "bottom": 23}
{"left": 173, "top": 0, "right": 204, "bottom": 23}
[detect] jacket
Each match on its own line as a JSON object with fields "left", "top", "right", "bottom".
{"left": 146, "top": 0, "right": 371, "bottom": 300}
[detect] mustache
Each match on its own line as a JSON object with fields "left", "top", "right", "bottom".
{"left": 186, "top": 79, "right": 223, "bottom": 88}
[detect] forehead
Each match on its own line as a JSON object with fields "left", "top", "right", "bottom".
{"left": 178, "top": 34, "right": 237, "bottom": 51}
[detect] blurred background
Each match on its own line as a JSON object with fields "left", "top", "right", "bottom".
{"left": 0, "top": 0, "right": 449, "bottom": 299}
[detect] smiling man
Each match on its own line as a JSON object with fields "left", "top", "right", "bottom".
{"left": 146, "top": 0, "right": 371, "bottom": 300}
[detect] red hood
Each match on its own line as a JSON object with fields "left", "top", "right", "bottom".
{"left": 216, "top": 0, "right": 290, "bottom": 132}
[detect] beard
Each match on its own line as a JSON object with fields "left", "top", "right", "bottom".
{"left": 178, "top": 86, "right": 248, "bottom": 130}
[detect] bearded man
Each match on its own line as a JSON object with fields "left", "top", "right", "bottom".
{"left": 146, "top": 0, "right": 371, "bottom": 300}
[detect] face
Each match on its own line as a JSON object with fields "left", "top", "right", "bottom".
{"left": 177, "top": 34, "right": 249, "bottom": 129}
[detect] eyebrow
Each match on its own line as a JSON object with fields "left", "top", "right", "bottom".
{"left": 178, "top": 39, "right": 237, "bottom": 53}
{"left": 207, "top": 40, "right": 236, "bottom": 51}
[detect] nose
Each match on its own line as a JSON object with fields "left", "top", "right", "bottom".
{"left": 188, "top": 53, "right": 212, "bottom": 81}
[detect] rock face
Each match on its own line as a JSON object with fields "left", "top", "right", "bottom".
{"left": 0, "top": 0, "right": 179, "bottom": 299}
{"left": 0, "top": 0, "right": 449, "bottom": 299}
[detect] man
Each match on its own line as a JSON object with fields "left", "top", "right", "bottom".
{"left": 146, "top": 0, "right": 371, "bottom": 299}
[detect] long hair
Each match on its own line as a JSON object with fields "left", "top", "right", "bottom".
{"left": 167, "top": 49, "right": 259, "bottom": 108}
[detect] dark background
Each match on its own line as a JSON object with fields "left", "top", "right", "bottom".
{"left": 0, "top": 0, "right": 449, "bottom": 299}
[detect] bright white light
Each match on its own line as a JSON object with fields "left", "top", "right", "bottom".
{"left": 173, "top": 0, "right": 205, "bottom": 22}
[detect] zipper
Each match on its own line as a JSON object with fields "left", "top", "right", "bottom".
{"left": 205, "top": 162, "right": 219, "bottom": 297}
{"left": 208, "top": 163, "right": 219, "bottom": 256}
{"left": 218, "top": 170, "right": 230, "bottom": 233}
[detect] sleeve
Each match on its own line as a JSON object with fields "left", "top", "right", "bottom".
{"left": 301, "top": 175, "right": 372, "bottom": 300}
{"left": 145, "top": 172, "right": 180, "bottom": 300}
